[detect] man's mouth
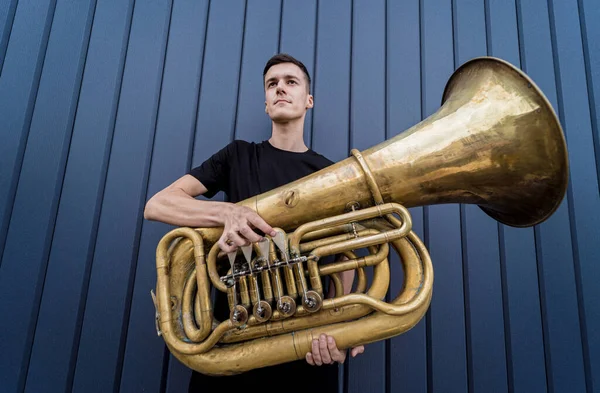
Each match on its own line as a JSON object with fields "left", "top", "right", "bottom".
{"left": 275, "top": 99, "right": 290, "bottom": 104}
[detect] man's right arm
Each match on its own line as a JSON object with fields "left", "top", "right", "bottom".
{"left": 144, "top": 174, "right": 228, "bottom": 228}
{"left": 143, "top": 174, "right": 276, "bottom": 252}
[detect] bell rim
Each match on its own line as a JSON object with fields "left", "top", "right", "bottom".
{"left": 442, "top": 56, "right": 570, "bottom": 228}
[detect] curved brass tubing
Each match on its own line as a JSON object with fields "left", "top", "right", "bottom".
{"left": 158, "top": 228, "right": 431, "bottom": 376}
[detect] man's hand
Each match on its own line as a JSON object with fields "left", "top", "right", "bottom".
{"left": 305, "top": 334, "right": 365, "bottom": 365}
{"left": 218, "top": 205, "right": 277, "bottom": 253}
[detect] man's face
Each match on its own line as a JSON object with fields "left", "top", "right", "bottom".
{"left": 264, "top": 63, "right": 313, "bottom": 122}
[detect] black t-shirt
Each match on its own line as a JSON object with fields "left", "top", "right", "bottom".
{"left": 186, "top": 139, "right": 339, "bottom": 392}
{"left": 190, "top": 139, "right": 334, "bottom": 203}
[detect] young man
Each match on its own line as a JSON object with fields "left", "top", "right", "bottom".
{"left": 144, "top": 53, "right": 364, "bottom": 392}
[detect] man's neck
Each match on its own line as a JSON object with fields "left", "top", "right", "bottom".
{"left": 269, "top": 119, "right": 308, "bottom": 152}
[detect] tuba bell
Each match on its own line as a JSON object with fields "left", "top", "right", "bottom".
{"left": 151, "top": 56, "right": 569, "bottom": 376}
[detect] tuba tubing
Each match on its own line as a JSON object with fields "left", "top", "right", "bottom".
{"left": 158, "top": 228, "right": 432, "bottom": 376}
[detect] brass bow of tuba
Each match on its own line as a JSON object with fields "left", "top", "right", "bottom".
{"left": 151, "top": 57, "right": 569, "bottom": 376}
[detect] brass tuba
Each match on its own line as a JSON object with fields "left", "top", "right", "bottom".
{"left": 151, "top": 57, "right": 569, "bottom": 376}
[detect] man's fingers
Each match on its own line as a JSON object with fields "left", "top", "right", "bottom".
{"left": 218, "top": 228, "right": 246, "bottom": 252}
{"left": 311, "top": 339, "right": 322, "bottom": 366}
{"left": 305, "top": 352, "right": 315, "bottom": 366}
{"left": 351, "top": 345, "right": 365, "bottom": 357}
{"left": 219, "top": 243, "right": 236, "bottom": 253}
{"left": 226, "top": 230, "right": 247, "bottom": 247}
{"left": 327, "top": 336, "right": 346, "bottom": 363}
{"left": 248, "top": 214, "right": 276, "bottom": 237}
{"left": 218, "top": 235, "right": 237, "bottom": 253}
{"left": 319, "top": 334, "right": 332, "bottom": 364}
{"left": 238, "top": 225, "right": 264, "bottom": 243}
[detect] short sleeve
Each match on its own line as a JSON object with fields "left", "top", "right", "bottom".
{"left": 188, "top": 141, "right": 236, "bottom": 198}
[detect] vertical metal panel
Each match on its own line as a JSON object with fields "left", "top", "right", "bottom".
{"left": 165, "top": 356, "right": 193, "bottom": 393}
{"left": 23, "top": 1, "right": 134, "bottom": 392}
{"left": 187, "top": 0, "right": 246, "bottom": 203}
{"left": 580, "top": 0, "right": 600, "bottom": 389}
{"left": 0, "top": 0, "right": 18, "bottom": 73}
{"left": 70, "top": 1, "right": 173, "bottom": 392}
{"left": 549, "top": 0, "right": 600, "bottom": 391}
{"left": 487, "top": 2, "right": 548, "bottom": 392}
{"left": 346, "top": 1, "right": 387, "bottom": 392}
{"left": 163, "top": 0, "right": 247, "bottom": 389}
{"left": 517, "top": 0, "right": 587, "bottom": 392}
{"left": 0, "top": 1, "right": 95, "bottom": 392}
{"left": 311, "top": 4, "right": 352, "bottom": 388}
{"left": 421, "top": 1, "right": 468, "bottom": 392}
{"left": 0, "top": 0, "right": 56, "bottom": 263}
{"left": 501, "top": 223, "right": 548, "bottom": 393}
{"left": 1, "top": 1, "right": 599, "bottom": 392}
{"left": 386, "top": 1, "right": 427, "bottom": 392}
{"left": 347, "top": 0, "right": 388, "bottom": 390}
{"left": 235, "top": 0, "right": 281, "bottom": 144}
{"left": 280, "top": 0, "right": 317, "bottom": 148}
{"left": 454, "top": 1, "right": 508, "bottom": 392}
{"left": 579, "top": 0, "right": 600, "bottom": 190}
{"left": 119, "top": 1, "right": 209, "bottom": 392}
{"left": 486, "top": 0, "right": 521, "bottom": 66}
{"left": 312, "top": 0, "right": 351, "bottom": 164}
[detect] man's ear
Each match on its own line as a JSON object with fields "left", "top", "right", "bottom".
{"left": 265, "top": 101, "right": 268, "bottom": 114}
{"left": 306, "top": 94, "right": 314, "bottom": 109}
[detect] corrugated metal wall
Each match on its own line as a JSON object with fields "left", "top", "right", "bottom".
{"left": 0, "top": 0, "right": 598, "bottom": 392}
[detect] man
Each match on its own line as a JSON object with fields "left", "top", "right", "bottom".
{"left": 144, "top": 53, "right": 364, "bottom": 392}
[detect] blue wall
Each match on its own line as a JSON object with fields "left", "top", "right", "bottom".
{"left": 1, "top": 0, "right": 598, "bottom": 392}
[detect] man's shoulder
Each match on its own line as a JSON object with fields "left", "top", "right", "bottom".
{"left": 231, "top": 139, "right": 272, "bottom": 151}
{"left": 227, "top": 139, "right": 251, "bottom": 149}
{"left": 308, "top": 149, "right": 335, "bottom": 167}
{"left": 218, "top": 139, "right": 254, "bottom": 155}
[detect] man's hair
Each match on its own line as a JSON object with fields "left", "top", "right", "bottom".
{"left": 263, "top": 53, "right": 311, "bottom": 93}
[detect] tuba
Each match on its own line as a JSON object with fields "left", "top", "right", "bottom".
{"left": 151, "top": 56, "right": 569, "bottom": 376}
